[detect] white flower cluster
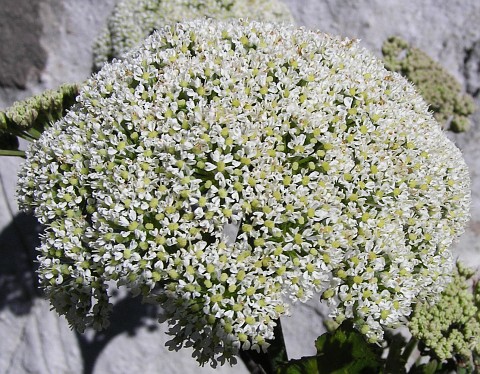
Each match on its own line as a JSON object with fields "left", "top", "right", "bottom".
{"left": 18, "top": 19, "right": 470, "bottom": 366}
{"left": 92, "top": 0, "right": 294, "bottom": 70}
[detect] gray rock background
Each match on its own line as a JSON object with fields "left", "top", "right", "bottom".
{"left": 1, "top": 1, "right": 479, "bottom": 373}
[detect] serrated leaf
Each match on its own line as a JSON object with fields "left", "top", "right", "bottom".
{"left": 314, "top": 320, "right": 382, "bottom": 373}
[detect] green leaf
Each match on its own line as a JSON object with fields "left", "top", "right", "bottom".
{"left": 314, "top": 320, "right": 383, "bottom": 373}
{"left": 277, "top": 321, "right": 383, "bottom": 374}
{"left": 421, "top": 360, "right": 438, "bottom": 374}
{"left": 277, "top": 356, "right": 318, "bottom": 374}
{"left": 409, "top": 360, "right": 439, "bottom": 374}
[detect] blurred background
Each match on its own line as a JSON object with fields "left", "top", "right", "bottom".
{"left": 1, "top": 1, "right": 480, "bottom": 373}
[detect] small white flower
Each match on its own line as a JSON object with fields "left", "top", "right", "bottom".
{"left": 18, "top": 19, "right": 470, "bottom": 366}
{"left": 92, "top": 0, "right": 294, "bottom": 70}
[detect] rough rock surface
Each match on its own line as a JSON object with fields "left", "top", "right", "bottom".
{"left": 0, "top": 0, "right": 47, "bottom": 89}
{"left": 1, "top": 1, "right": 479, "bottom": 373}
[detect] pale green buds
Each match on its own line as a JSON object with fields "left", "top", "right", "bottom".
{"left": 409, "top": 261, "right": 480, "bottom": 362}
{"left": 382, "top": 37, "right": 475, "bottom": 132}
{"left": 0, "top": 83, "right": 79, "bottom": 156}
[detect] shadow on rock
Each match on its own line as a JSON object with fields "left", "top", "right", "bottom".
{"left": 0, "top": 211, "right": 42, "bottom": 315}
{"left": 0, "top": 212, "right": 162, "bottom": 374}
{"left": 77, "top": 294, "right": 160, "bottom": 374}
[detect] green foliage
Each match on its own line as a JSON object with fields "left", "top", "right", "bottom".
{"left": 277, "top": 357, "right": 318, "bottom": 374}
{"left": 382, "top": 36, "right": 475, "bottom": 132}
{"left": 277, "top": 321, "right": 382, "bottom": 374}
{"left": 314, "top": 321, "right": 383, "bottom": 373}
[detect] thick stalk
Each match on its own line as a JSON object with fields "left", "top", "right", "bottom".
{"left": 0, "top": 149, "right": 26, "bottom": 158}
{"left": 402, "top": 336, "right": 418, "bottom": 364}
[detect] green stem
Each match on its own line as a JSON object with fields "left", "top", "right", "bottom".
{"left": 402, "top": 335, "right": 418, "bottom": 364}
{"left": 13, "top": 130, "right": 37, "bottom": 142}
{"left": 9, "top": 127, "right": 43, "bottom": 142}
{"left": 268, "top": 319, "right": 289, "bottom": 371}
{"left": 0, "top": 149, "right": 26, "bottom": 158}
{"left": 385, "top": 333, "right": 408, "bottom": 372}
{"left": 26, "top": 127, "right": 43, "bottom": 140}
